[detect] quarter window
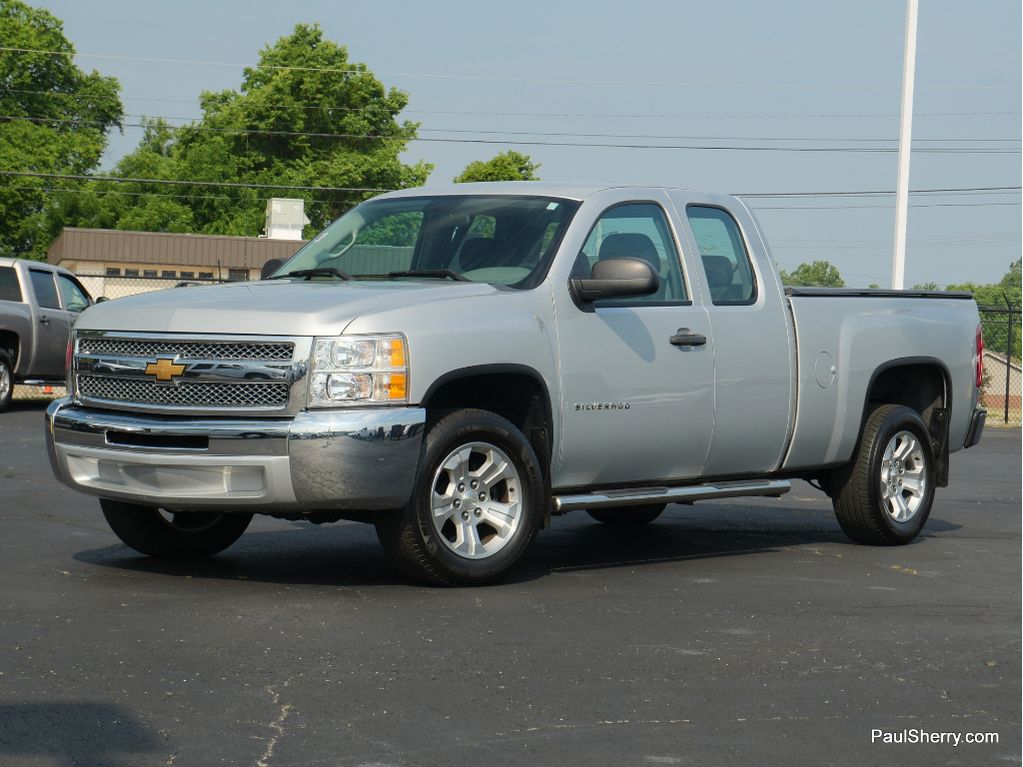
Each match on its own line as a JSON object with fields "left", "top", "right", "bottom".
{"left": 577, "top": 203, "right": 687, "bottom": 303}
{"left": 687, "top": 206, "right": 757, "bottom": 305}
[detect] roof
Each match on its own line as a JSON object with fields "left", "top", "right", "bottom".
{"left": 378, "top": 181, "right": 704, "bottom": 202}
{"left": 46, "top": 228, "right": 306, "bottom": 270}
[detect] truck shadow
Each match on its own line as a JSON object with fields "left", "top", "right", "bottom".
{"left": 0, "top": 702, "right": 163, "bottom": 767}
{"left": 71, "top": 501, "right": 963, "bottom": 588}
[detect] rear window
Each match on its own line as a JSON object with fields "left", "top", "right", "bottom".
{"left": 0, "top": 267, "right": 21, "bottom": 302}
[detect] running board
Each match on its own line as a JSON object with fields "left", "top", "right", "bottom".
{"left": 552, "top": 479, "right": 791, "bottom": 513}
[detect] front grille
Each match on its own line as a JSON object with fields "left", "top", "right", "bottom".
{"left": 74, "top": 333, "right": 302, "bottom": 413}
{"left": 78, "top": 375, "right": 290, "bottom": 409}
{"left": 79, "top": 337, "right": 294, "bottom": 361}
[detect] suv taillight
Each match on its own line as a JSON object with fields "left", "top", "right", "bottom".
{"left": 975, "top": 324, "right": 984, "bottom": 388}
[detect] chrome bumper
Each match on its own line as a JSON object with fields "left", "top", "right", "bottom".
{"left": 45, "top": 398, "right": 425, "bottom": 512}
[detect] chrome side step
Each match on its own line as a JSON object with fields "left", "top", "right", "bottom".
{"left": 552, "top": 479, "right": 791, "bottom": 513}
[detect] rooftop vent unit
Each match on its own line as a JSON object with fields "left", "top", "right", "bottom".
{"left": 263, "top": 198, "right": 310, "bottom": 241}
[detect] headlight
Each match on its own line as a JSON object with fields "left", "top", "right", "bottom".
{"left": 308, "top": 334, "right": 408, "bottom": 407}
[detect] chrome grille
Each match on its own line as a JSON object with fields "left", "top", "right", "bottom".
{"left": 78, "top": 337, "right": 294, "bottom": 361}
{"left": 74, "top": 333, "right": 304, "bottom": 414}
{"left": 78, "top": 376, "right": 291, "bottom": 409}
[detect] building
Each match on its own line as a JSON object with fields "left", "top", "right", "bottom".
{"left": 46, "top": 228, "right": 306, "bottom": 299}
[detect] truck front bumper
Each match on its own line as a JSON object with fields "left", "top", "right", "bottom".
{"left": 45, "top": 398, "right": 425, "bottom": 512}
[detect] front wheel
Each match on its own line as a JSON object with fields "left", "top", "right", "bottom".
{"left": 100, "top": 499, "right": 252, "bottom": 559}
{"left": 832, "top": 404, "right": 935, "bottom": 545}
{"left": 375, "top": 409, "right": 544, "bottom": 585}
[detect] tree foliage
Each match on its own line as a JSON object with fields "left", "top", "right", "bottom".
{"left": 778, "top": 260, "right": 845, "bottom": 288}
{"left": 454, "top": 151, "right": 540, "bottom": 183}
{"left": 0, "top": 0, "right": 123, "bottom": 258}
{"left": 55, "top": 23, "right": 432, "bottom": 238}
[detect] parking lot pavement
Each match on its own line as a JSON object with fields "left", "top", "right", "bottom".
{"left": 0, "top": 400, "right": 1019, "bottom": 767}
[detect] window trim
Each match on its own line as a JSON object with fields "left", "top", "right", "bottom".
{"left": 685, "top": 203, "right": 759, "bottom": 307}
{"left": 576, "top": 200, "right": 693, "bottom": 310}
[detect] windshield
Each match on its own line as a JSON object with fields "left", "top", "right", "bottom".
{"left": 271, "top": 195, "right": 579, "bottom": 289}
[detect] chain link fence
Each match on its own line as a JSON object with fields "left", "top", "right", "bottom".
{"left": 978, "top": 303, "right": 1021, "bottom": 425}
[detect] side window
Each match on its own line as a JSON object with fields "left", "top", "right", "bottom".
{"left": 578, "top": 203, "right": 687, "bottom": 303}
{"left": 0, "top": 267, "right": 22, "bottom": 302}
{"left": 29, "top": 270, "right": 60, "bottom": 309}
{"left": 58, "top": 274, "right": 91, "bottom": 312}
{"left": 686, "top": 206, "right": 756, "bottom": 305}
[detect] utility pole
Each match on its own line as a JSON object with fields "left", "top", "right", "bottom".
{"left": 892, "top": 0, "right": 919, "bottom": 289}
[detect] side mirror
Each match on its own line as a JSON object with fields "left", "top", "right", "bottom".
{"left": 94, "top": 296, "right": 109, "bottom": 304}
{"left": 570, "top": 258, "right": 659, "bottom": 303}
{"left": 261, "top": 258, "right": 285, "bottom": 280}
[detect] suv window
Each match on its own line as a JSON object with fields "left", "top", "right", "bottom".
{"left": 29, "top": 270, "right": 60, "bottom": 309}
{"left": 0, "top": 266, "right": 22, "bottom": 302}
{"left": 58, "top": 274, "right": 91, "bottom": 312}
{"left": 577, "top": 203, "right": 687, "bottom": 303}
{"left": 686, "top": 206, "right": 757, "bottom": 305}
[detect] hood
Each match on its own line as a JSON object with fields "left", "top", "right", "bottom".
{"left": 76, "top": 279, "right": 498, "bottom": 336}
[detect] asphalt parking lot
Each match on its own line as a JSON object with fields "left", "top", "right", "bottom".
{"left": 1, "top": 400, "right": 1019, "bottom": 767}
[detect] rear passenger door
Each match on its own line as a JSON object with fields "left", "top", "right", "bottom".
{"left": 672, "top": 198, "right": 794, "bottom": 476}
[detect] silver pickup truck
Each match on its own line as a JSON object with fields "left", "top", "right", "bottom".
{"left": 0, "top": 257, "right": 95, "bottom": 411}
{"left": 44, "top": 183, "right": 987, "bottom": 584}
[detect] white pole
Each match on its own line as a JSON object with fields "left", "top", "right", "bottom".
{"left": 892, "top": 0, "right": 919, "bottom": 289}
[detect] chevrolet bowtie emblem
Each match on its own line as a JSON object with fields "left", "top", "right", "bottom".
{"left": 145, "top": 358, "right": 186, "bottom": 382}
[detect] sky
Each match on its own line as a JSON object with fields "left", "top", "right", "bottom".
{"left": 31, "top": 0, "right": 1023, "bottom": 288}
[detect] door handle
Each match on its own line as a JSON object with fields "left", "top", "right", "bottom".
{"left": 39, "top": 315, "right": 50, "bottom": 325}
{"left": 670, "top": 328, "right": 706, "bottom": 346}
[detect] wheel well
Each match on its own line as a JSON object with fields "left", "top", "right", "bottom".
{"left": 422, "top": 370, "right": 553, "bottom": 466}
{"left": 0, "top": 330, "right": 19, "bottom": 368}
{"left": 866, "top": 362, "right": 948, "bottom": 424}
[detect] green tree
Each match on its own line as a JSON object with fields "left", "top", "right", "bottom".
{"left": 0, "top": 0, "right": 123, "bottom": 258}
{"left": 55, "top": 23, "right": 431, "bottom": 238}
{"left": 454, "top": 151, "right": 540, "bottom": 183}
{"left": 778, "top": 260, "right": 845, "bottom": 288}
{"left": 946, "top": 260, "right": 1022, "bottom": 359}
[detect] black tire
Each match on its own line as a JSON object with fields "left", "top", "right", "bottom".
{"left": 0, "top": 350, "right": 13, "bottom": 413}
{"left": 375, "top": 408, "right": 544, "bottom": 586}
{"left": 587, "top": 503, "right": 666, "bottom": 526}
{"left": 832, "top": 404, "right": 935, "bottom": 545}
{"left": 100, "top": 498, "right": 252, "bottom": 559}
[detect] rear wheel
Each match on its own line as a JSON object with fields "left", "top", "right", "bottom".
{"left": 832, "top": 404, "right": 935, "bottom": 545}
{"left": 587, "top": 503, "right": 666, "bottom": 526}
{"left": 0, "top": 350, "right": 13, "bottom": 412}
{"left": 375, "top": 409, "right": 543, "bottom": 585}
{"left": 100, "top": 498, "right": 252, "bottom": 559}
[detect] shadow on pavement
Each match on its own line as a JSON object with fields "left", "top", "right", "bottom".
{"left": 0, "top": 702, "right": 163, "bottom": 767}
{"left": 71, "top": 502, "right": 963, "bottom": 589}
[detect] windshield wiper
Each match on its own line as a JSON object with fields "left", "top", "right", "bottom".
{"left": 275, "top": 267, "right": 354, "bottom": 281}
{"left": 385, "top": 269, "right": 471, "bottom": 282}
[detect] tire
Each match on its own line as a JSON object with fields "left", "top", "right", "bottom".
{"left": 0, "top": 350, "right": 13, "bottom": 413}
{"left": 100, "top": 498, "right": 252, "bottom": 559}
{"left": 375, "top": 408, "right": 544, "bottom": 585}
{"left": 832, "top": 404, "right": 935, "bottom": 545}
{"left": 587, "top": 503, "right": 666, "bottom": 526}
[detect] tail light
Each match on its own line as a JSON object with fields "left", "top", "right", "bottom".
{"left": 975, "top": 323, "right": 984, "bottom": 388}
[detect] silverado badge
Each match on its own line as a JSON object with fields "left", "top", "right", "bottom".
{"left": 144, "top": 358, "right": 186, "bottom": 383}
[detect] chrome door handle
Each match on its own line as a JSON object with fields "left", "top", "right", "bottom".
{"left": 669, "top": 328, "right": 706, "bottom": 346}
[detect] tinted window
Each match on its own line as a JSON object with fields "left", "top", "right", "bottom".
{"left": 29, "top": 270, "right": 60, "bottom": 309}
{"left": 58, "top": 274, "right": 91, "bottom": 312}
{"left": 0, "top": 267, "right": 22, "bottom": 302}
{"left": 577, "top": 203, "right": 687, "bottom": 303}
{"left": 687, "top": 206, "right": 757, "bottom": 305}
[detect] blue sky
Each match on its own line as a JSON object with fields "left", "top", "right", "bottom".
{"left": 33, "top": 0, "right": 1023, "bottom": 287}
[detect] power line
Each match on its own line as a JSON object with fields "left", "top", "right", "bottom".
{"left": 4, "top": 87, "right": 1020, "bottom": 121}
{"left": 752, "top": 201, "right": 1022, "bottom": 210}
{"left": 5, "top": 112, "right": 1019, "bottom": 146}
{"left": 737, "top": 185, "right": 1021, "bottom": 198}
{"left": 0, "top": 170, "right": 392, "bottom": 193}
{"left": 0, "top": 46, "right": 1014, "bottom": 90}
{"left": 3, "top": 115, "right": 1018, "bottom": 154}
